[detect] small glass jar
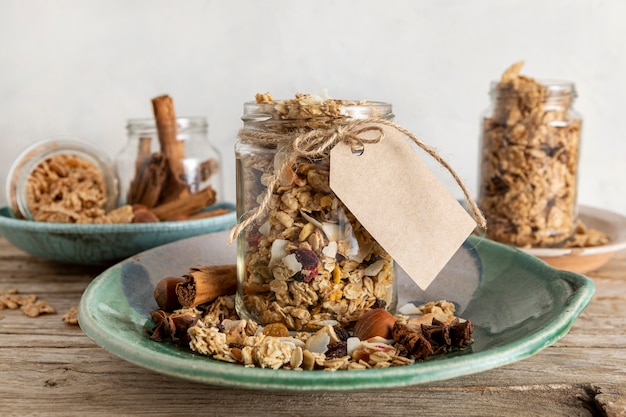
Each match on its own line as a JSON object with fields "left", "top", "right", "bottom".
{"left": 6, "top": 138, "right": 118, "bottom": 221}
{"left": 115, "top": 117, "right": 223, "bottom": 208}
{"left": 234, "top": 97, "right": 396, "bottom": 330}
{"left": 478, "top": 80, "right": 582, "bottom": 248}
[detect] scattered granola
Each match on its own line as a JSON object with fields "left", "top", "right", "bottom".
{"left": 0, "top": 288, "right": 56, "bottom": 318}
{"left": 235, "top": 93, "right": 395, "bottom": 330}
{"left": 563, "top": 219, "right": 610, "bottom": 248}
{"left": 62, "top": 306, "right": 79, "bottom": 325}
{"left": 148, "top": 295, "right": 474, "bottom": 371}
{"left": 478, "top": 62, "right": 594, "bottom": 248}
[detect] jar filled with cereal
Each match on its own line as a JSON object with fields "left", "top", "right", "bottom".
{"left": 6, "top": 138, "right": 119, "bottom": 222}
{"left": 234, "top": 93, "right": 396, "bottom": 330}
{"left": 478, "top": 62, "right": 582, "bottom": 248}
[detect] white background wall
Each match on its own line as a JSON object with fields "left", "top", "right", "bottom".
{"left": 1, "top": 0, "right": 625, "bottom": 215}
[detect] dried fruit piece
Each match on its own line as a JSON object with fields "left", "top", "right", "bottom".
{"left": 262, "top": 322, "right": 289, "bottom": 337}
{"left": 291, "top": 249, "right": 319, "bottom": 283}
{"left": 325, "top": 341, "right": 348, "bottom": 359}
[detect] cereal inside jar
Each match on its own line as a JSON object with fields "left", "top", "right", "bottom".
{"left": 478, "top": 62, "right": 582, "bottom": 248}
{"left": 6, "top": 138, "right": 120, "bottom": 223}
{"left": 234, "top": 93, "right": 396, "bottom": 330}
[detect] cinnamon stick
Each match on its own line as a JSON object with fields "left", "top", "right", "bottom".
{"left": 151, "top": 95, "right": 189, "bottom": 204}
{"left": 198, "top": 158, "right": 220, "bottom": 182}
{"left": 129, "top": 152, "right": 168, "bottom": 207}
{"left": 128, "top": 136, "right": 153, "bottom": 203}
{"left": 188, "top": 207, "right": 231, "bottom": 220}
{"left": 176, "top": 265, "right": 237, "bottom": 308}
{"left": 151, "top": 186, "right": 217, "bottom": 220}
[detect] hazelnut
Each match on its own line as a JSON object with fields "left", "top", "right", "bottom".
{"left": 133, "top": 209, "right": 160, "bottom": 223}
{"left": 353, "top": 309, "right": 396, "bottom": 340}
{"left": 154, "top": 276, "right": 185, "bottom": 311}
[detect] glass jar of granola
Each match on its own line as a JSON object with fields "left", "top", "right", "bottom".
{"left": 234, "top": 93, "right": 396, "bottom": 330}
{"left": 115, "top": 117, "right": 223, "bottom": 208}
{"left": 6, "top": 138, "right": 119, "bottom": 222}
{"left": 478, "top": 62, "right": 582, "bottom": 248}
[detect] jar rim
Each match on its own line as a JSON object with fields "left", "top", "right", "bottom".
{"left": 126, "top": 116, "right": 208, "bottom": 132}
{"left": 241, "top": 100, "right": 393, "bottom": 123}
{"left": 489, "top": 79, "right": 577, "bottom": 98}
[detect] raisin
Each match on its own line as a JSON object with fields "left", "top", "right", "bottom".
{"left": 325, "top": 341, "right": 347, "bottom": 359}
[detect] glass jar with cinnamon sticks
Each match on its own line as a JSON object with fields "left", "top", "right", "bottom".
{"left": 116, "top": 96, "right": 223, "bottom": 221}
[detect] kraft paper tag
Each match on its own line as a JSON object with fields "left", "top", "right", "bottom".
{"left": 329, "top": 123, "right": 477, "bottom": 290}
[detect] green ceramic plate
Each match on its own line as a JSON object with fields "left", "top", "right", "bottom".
{"left": 0, "top": 203, "right": 235, "bottom": 265}
{"left": 78, "top": 231, "right": 594, "bottom": 391}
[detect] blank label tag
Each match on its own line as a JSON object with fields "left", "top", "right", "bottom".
{"left": 329, "top": 123, "right": 476, "bottom": 290}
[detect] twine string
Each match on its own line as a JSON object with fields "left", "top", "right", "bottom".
{"left": 229, "top": 118, "right": 486, "bottom": 243}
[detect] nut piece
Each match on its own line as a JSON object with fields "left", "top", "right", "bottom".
{"left": 154, "top": 277, "right": 186, "bottom": 311}
{"left": 133, "top": 208, "right": 160, "bottom": 223}
{"left": 353, "top": 309, "right": 396, "bottom": 340}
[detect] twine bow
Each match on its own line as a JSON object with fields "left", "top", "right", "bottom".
{"left": 228, "top": 118, "right": 486, "bottom": 243}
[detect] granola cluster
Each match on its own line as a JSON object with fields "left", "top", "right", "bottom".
{"left": 24, "top": 153, "right": 130, "bottom": 224}
{"left": 479, "top": 62, "right": 583, "bottom": 248}
{"left": 152, "top": 296, "right": 473, "bottom": 371}
{"left": 236, "top": 93, "right": 394, "bottom": 330}
{"left": 563, "top": 219, "right": 610, "bottom": 248}
{"left": 0, "top": 288, "right": 56, "bottom": 318}
{"left": 252, "top": 92, "right": 376, "bottom": 131}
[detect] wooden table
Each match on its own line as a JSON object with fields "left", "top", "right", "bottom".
{"left": 1, "top": 237, "right": 625, "bottom": 417}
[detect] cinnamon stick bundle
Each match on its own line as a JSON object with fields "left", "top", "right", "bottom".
{"left": 176, "top": 265, "right": 237, "bottom": 308}
{"left": 152, "top": 95, "right": 189, "bottom": 205}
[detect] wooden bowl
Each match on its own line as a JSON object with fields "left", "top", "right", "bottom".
{"left": 520, "top": 205, "right": 626, "bottom": 274}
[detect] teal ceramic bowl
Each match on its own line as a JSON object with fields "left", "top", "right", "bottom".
{"left": 79, "top": 231, "right": 594, "bottom": 391}
{"left": 0, "top": 202, "right": 236, "bottom": 265}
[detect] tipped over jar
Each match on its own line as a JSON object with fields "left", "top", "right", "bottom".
{"left": 478, "top": 62, "right": 582, "bottom": 248}
{"left": 234, "top": 93, "right": 397, "bottom": 330}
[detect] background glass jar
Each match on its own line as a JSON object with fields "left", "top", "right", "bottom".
{"left": 478, "top": 80, "right": 581, "bottom": 248}
{"left": 234, "top": 98, "right": 396, "bottom": 330}
{"left": 115, "top": 117, "right": 223, "bottom": 209}
{"left": 6, "top": 138, "right": 118, "bottom": 221}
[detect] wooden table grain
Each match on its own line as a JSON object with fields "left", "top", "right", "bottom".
{"left": 1, "top": 237, "right": 625, "bottom": 417}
